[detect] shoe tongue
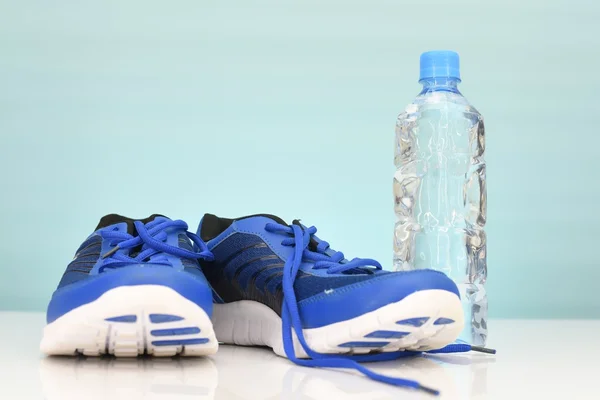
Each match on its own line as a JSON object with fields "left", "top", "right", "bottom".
{"left": 200, "top": 213, "right": 289, "bottom": 242}
{"left": 291, "top": 219, "right": 323, "bottom": 253}
{"left": 245, "top": 214, "right": 287, "bottom": 225}
{"left": 95, "top": 214, "right": 167, "bottom": 235}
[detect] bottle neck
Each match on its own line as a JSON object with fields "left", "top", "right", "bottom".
{"left": 419, "top": 77, "right": 461, "bottom": 94}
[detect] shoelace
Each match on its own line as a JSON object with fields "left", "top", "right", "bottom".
{"left": 266, "top": 222, "right": 495, "bottom": 396}
{"left": 99, "top": 219, "right": 214, "bottom": 270}
{"left": 270, "top": 223, "right": 383, "bottom": 274}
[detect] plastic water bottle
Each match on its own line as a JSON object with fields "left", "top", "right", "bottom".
{"left": 393, "top": 51, "right": 487, "bottom": 346}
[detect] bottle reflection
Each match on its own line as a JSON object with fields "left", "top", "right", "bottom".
{"left": 425, "top": 353, "right": 496, "bottom": 399}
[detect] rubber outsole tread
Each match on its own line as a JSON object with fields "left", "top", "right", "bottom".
{"left": 41, "top": 285, "right": 218, "bottom": 358}
{"left": 212, "top": 289, "right": 464, "bottom": 358}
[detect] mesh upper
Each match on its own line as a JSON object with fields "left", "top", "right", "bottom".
{"left": 57, "top": 223, "right": 206, "bottom": 290}
{"left": 57, "top": 235, "right": 102, "bottom": 288}
{"left": 178, "top": 234, "right": 205, "bottom": 276}
{"left": 203, "top": 232, "right": 382, "bottom": 315}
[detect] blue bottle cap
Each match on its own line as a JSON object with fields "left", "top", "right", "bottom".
{"left": 419, "top": 50, "right": 461, "bottom": 82}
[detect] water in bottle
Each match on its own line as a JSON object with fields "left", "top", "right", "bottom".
{"left": 393, "top": 50, "right": 487, "bottom": 346}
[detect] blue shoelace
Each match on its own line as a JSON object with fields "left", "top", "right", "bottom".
{"left": 265, "top": 222, "right": 495, "bottom": 396}
{"left": 99, "top": 219, "right": 213, "bottom": 269}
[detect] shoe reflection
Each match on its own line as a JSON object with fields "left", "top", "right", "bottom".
{"left": 212, "top": 346, "right": 454, "bottom": 400}
{"left": 39, "top": 346, "right": 491, "bottom": 400}
{"left": 39, "top": 355, "right": 218, "bottom": 400}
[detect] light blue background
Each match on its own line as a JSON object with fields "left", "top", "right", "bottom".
{"left": 1, "top": 0, "right": 599, "bottom": 318}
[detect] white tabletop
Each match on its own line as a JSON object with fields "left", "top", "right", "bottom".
{"left": 0, "top": 312, "right": 597, "bottom": 400}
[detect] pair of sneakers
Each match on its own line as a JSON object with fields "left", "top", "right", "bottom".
{"left": 41, "top": 213, "right": 473, "bottom": 394}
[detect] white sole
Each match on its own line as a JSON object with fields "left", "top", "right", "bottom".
{"left": 40, "top": 285, "right": 218, "bottom": 357}
{"left": 212, "top": 289, "right": 463, "bottom": 358}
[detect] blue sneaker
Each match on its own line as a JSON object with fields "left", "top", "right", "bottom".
{"left": 41, "top": 214, "right": 218, "bottom": 357}
{"left": 197, "top": 214, "right": 465, "bottom": 391}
